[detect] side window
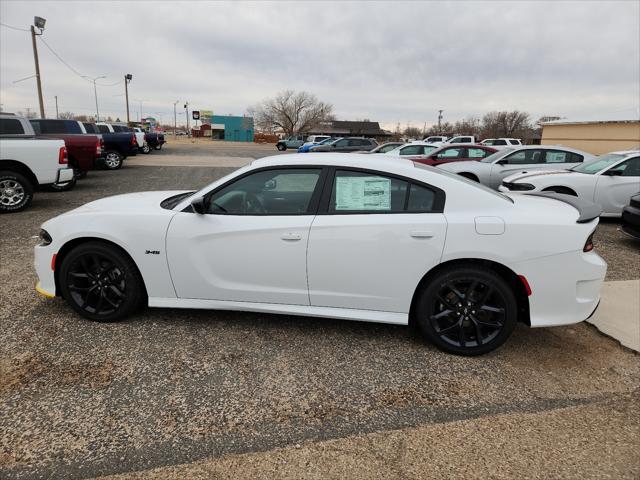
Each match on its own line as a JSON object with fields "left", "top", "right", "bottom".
{"left": 608, "top": 157, "right": 640, "bottom": 177}
{"left": 380, "top": 144, "right": 398, "bottom": 153}
{"left": 1, "top": 118, "right": 25, "bottom": 134}
{"left": 407, "top": 184, "right": 435, "bottom": 212}
{"left": 544, "top": 150, "right": 570, "bottom": 164}
{"left": 38, "top": 120, "right": 67, "bottom": 134}
{"left": 399, "top": 145, "right": 422, "bottom": 155}
{"left": 330, "top": 170, "right": 407, "bottom": 213}
{"left": 348, "top": 139, "right": 362, "bottom": 147}
{"left": 494, "top": 139, "right": 507, "bottom": 145}
{"left": 570, "top": 153, "right": 584, "bottom": 163}
{"left": 64, "top": 121, "right": 81, "bottom": 133}
{"left": 468, "top": 148, "right": 489, "bottom": 158}
{"left": 438, "top": 147, "right": 463, "bottom": 158}
{"left": 460, "top": 137, "right": 471, "bottom": 143}
{"left": 207, "top": 168, "right": 321, "bottom": 215}
{"left": 504, "top": 149, "right": 543, "bottom": 164}
{"left": 335, "top": 139, "right": 349, "bottom": 147}
{"left": 97, "top": 125, "right": 110, "bottom": 134}
{"left": 83, "top": 123, "right": 96, "bottom": 133}
{"left": 509, "top": 139, "right": 521, "bottom": 145}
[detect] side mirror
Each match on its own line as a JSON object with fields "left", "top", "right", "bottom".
{"left": 190, "top": 196, "right": 206, "bottom": 214}
{"left": 264, "top": 179, "right": 277, "bottom": 190}
{"left": 497, "top": 159, "right": 508, "bottom": 165}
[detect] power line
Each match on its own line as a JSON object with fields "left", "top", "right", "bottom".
{"left": 0, "top": 22, "right": 30, "bottom": 32}
{"left": 95, "top": 79, "right": 122, "bottom": 87}
{"left": 37, "top": 35, "right": 89, "bottom": 82}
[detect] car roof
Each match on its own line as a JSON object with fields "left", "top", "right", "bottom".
{"left": 609, "top": 150, "right": 640, "bottom": 155}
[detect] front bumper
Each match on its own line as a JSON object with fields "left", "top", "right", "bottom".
{"left": 514, "top": 250, "right": 607, "bottom": 327}
{"left": 34, "top": 243, "right": 57, "bottom": 298}
{"left": 57, "top": 168, "right": 74, "bottom": 183}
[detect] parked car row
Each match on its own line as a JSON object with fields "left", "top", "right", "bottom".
{"left": 0, "top": 113, "right": 167, "bottom": 213}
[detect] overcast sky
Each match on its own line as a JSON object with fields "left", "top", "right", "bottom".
{"left": 1, "top": 1, "right": 638, "bottom": 129}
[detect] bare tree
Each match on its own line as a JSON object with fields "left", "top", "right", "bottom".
{"left": 58, "top": 111, "right": 75, "bottom": 120}
{"left": 481, "top": 111, "right": 531, "bottom": 138}
{"left": 403, "top": 126, "right": 422, "bottom": 138}
{"left": 453, "top": 116, "right": 481, "bottom": 137}
{"left": 249, "top": 90, "right": 333, "bottom": 136}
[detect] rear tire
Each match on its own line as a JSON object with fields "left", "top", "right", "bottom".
{"left": 277, "top": 144, "right": 286, "bottom": 151}
{"left": 59, "top": 241, "right": 146, "bottom": 322}
{"left": 141, "top": 144, "right": 151, "bottom": 154}
{"left": 415, "top": 266, "right": 517, "bottom": 356}
{"left": 0, "top": 170, "right": 33, "bottom": 213}
{"left": 104, "top": 151, "right": 123, "bottom": 170}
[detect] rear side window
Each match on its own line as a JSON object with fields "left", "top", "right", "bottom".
{"left": 0, "top": 118, "right": 25, "bottom": 135}
{"left": 83, "top": 123, "right": 97, "bottom": 133}
{"left": 97, "top": 125, "right": 110, "bottom": 134}
{"left": 64, "top": 121, "right": 81, "bottom": 133}
{"left": 494, "top": 139, "right": 507, "bottom": 145}
{"left": 509, "top": 139, "right": 521, "bottom": 145}
{"left": 504, "top": 149, "right": 543, "bottom": 164}
{"left": 328, "top": 170, "right": 442, "bottom": 213}
{"left": 399, "top": 145, "right": 423, "bottom": 155}
{"left": 468, "top": 148, "right": 489, "bottom": 158}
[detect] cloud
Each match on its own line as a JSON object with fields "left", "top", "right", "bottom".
{"left": 1, "top": 0, "right": 638, "bottom": 127}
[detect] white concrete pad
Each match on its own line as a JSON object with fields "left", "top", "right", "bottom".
{"left": 588, "top": 280, "right": 640, "bottom": 352}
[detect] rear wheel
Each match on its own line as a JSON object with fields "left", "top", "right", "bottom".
{"left": 59, "top": 241, "right": 145, "bottom": 322}
{"left": 277, "top": 144, "right": 286, "bottom": 151}
{"left": 415, "top": 266, "right": 517, "bottom": 355}
{"left": 141, "top": 143, "right": 151, "bottom": 154}
{"left": 104, "top": 151, "right": 123, "bottom": 170}
{"left": 0, "top": 170, "right": 33, "bottom": 213}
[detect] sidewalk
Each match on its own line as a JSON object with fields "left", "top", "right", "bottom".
{"left": 588, "top": 280, "right": 640, "bottom": 352}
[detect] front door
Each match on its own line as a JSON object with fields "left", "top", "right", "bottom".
{"left": 307, "top": 169, "right": 447, "bottom": 313}
{"left": 594, "top": 157, "right": 640, "bottom": 215}
{"left": 166, "top": 167, "right": 324, "bottom": 305}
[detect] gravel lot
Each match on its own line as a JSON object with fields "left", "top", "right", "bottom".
{"left": 1, "top": 157, "right": 638, "bottom": 479}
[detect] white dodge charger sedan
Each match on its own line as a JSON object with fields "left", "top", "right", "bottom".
{"left": 437, "top": 146, "right": 595, "bottom": 189}
{"left": 499, "top": 151, "right": 640, "bottom": 217}
{"left": 34, "top": 154, "right": 606, "bottom": 355}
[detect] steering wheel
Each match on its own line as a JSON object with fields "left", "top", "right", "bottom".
{"left": 243, "top": 192, "right": 266, "bottom": 214}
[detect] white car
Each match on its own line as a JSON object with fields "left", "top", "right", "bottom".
{"left": 301, "top": 135, "right": 331, "bottom": 148}
{"left": 481, "top": 138, "right": 522, "bottom": 147}
{"left": 499, "top": 151, "right": 640, "bottom": 217}
{"left": 438, "top": 146, "right": 595, "bottom": 189}
{"left": 384, "top": 142, "right": 438, "bottom": 161}
{"left": 34, "top": 154, "right": 606, "bottom": 356}
{"left": 424, "top": 136, "right": 448, "bottom": 143}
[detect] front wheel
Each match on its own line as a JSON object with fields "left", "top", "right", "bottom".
{"left": 277, "top": 144, "right": 286, "bottom": 151}
{"left": 415, "top": 266, "right": 517, "bottom": 355}
{"left": 141, "top": 143, "right": 151, "bottom": 154}
{"left": 104, "top": 151, "right": 123, "bottom": 170}
{"left": 59, "top": 241, "right": 146, "bottom": 322}
{"left": 0, "top": 170, "right": 34, "bottom": 213}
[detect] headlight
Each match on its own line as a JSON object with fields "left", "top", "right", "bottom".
{"left": 38, "top": 229, "right": 52, "bottom": 246}
{"left": 502, "top": 182, "right": 535, "bottom": 191}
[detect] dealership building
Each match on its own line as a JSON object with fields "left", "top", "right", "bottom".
{"left": 541, "top": 112, "right": 640, "bottom": 155}
{"left": 191, "top": 115, "right": 254, "bottom": 142}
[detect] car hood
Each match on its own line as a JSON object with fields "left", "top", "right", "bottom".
{"left": 503, "top": 169, "right": 575, "bottom": 183}
{"left": 62, "top": 191, "right": 190, "bottom": 215}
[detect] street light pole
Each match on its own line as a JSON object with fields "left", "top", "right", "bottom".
{"left": 83, "top": 75, "right": 106, "bottom": 122}
{"left": 30, "top": 17, "right": 46, "bottom": 118}
{"left": 438, "top": 109, "right": 444, "bottom": 135}
{"left": 184, "top": 102, "right": 189, "bottom": 137}
{"left": 54, "top": 95, "right": 58, "bottom": 118}
{"left": 124, "top": 74, "right": 132, "bottom": 125}
{"left": 173, "top": 100, "right": 179, "bottom": 136}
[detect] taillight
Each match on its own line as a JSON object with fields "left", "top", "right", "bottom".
{"left": 58, "top": 146, "right": 68, "bottom": 164}
{"left": 584, "top": 233, "right": 594, "bottom": 252}
{"left": 131, "top": 135, "right": 137, "bottom": 146}
{"left": 95, "top": 139, "right": 103, "bottom": 156}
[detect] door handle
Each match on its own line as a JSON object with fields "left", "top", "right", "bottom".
{"left": 410, "top": 231, "right": 434, "bottom": 239}
{"left": 281, "top": 233, "right": 302, "bottom": 241}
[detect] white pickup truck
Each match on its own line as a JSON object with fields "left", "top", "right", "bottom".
{"left": 97, "top": 123, "right": 149, "bottom": 154}
{"left": 0, "top": 115, "right": 74, "bottom": 213}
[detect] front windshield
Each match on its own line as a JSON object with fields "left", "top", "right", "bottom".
{"left": 571, "top": 154, "right": 625, "bottom": 174}
{"left": 480, "top": 148, "right": 514, "bottom": 163}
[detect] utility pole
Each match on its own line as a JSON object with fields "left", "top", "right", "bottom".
{"left": 30, "top": 17, "right": 47, "bottom": 118}
{"left": 173, "top": 100, "right": 179, "bottom": 136}
{"left": 184, "top": 102, "right": 189, "bottom": 137}
{"left": 437, "top": 109, "right": 444, "bottom": 135}
{"left": 54, "top": 95, "right": 59, "bottom": 118}
{"left": 83, "top": 75, "right": 106, "bottom": 122}
{"left": 124, "top": 74, "right": 132, "bottom": 125}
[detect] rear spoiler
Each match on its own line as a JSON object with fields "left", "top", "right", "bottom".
{"left": 524, "top": 192, "right": 602, "bottom": 223}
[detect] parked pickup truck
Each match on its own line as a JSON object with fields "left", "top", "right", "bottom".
{"left": 134, "top": 127, "right": 165, "bottom": 151}
{"left": 26, "top": 118, "right": 104, "bottom": 188}
{"left": 0, "top": 115, "right": 74, "bottom": 212}
{"left": 83, "top": 123, "right": 138, "bottom": 169}
{"left": 99, "top": 123, "right": 148, "bottom": 154}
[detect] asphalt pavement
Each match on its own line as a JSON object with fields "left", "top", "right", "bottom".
{"left": 0, "top": 153, "right": 638, "bottom": 479}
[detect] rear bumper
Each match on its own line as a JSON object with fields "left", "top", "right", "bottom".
{"left": 514, "top": 250, "right": 607, "bottom": 327}
{"left": 57, "top": 168, "right": 74, "bottom": 183}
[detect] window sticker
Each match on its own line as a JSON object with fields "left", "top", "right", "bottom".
{"left": 335, "top": 176, "right": 391, "bottom": 210}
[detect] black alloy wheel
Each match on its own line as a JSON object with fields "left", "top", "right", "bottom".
{"left": 60, "top": 242, "right": 145, "bottom": 321}
{"left": 416, "top": 266, "right": 517, "bottom": 355}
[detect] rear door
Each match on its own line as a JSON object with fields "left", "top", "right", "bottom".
{"left": 594, "top": 157, "right": 640, "bottom": 214}
{"left": 307, "top": 168, "right": 447, "bottom": 313}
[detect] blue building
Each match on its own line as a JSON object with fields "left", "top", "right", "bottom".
{"left": 209, "top": 115, "right": 254, "bottom": 142}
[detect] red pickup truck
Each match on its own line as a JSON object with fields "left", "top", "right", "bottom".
{"left": 29, "top": 119, "right": 104, "bottom": 185}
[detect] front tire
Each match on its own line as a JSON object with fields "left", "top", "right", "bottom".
{"left": 0, "top": 170, "right": 33, "bottom": 213}
{"left": 59, "top": 241, "right": 146, "bottom": 322}
{"left": 277, "top": 144, "right": 286, "bottom": 151}
{"left": 415, "top": 266, "right": 517, "bottom": 356}
{"left": 141, "top": 143, "right": 151, "bottom": 154}
{"left": 104, "top": 151, "right": 123, "bottom": 170}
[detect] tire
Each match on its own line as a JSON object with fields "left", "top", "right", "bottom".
{"left": 0, "top": 170, "right": 34, "bottom": 213}
{"left": 415, "top": 265, "right": 517, "bottom": 356}
{"left": 141, "top": 144, "right": 151, "bottom": 154}
{"left": 542, "top": 186, "right": 577, "bottom": 196}
{"left": 104, "top": 151, "right": 123, "bottom": 170}
{"left": 459, "top": 172, "right": 479, "bottom": 182}
{"left": 59, "top": 241, "right": 146, "bottom": 322}
{"left": 277, "top": 144, "right": 286, "bottom": 151}
{"left": 47, "top": 177, "right": 77, "bottom": 192}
